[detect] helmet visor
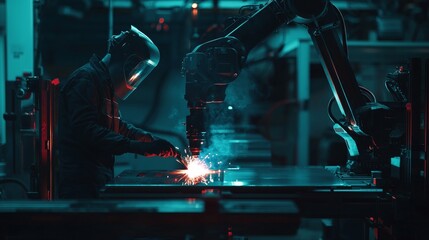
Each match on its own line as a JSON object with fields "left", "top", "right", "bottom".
{"left": 121, "top": 55, "right": 158, "bottom": 99}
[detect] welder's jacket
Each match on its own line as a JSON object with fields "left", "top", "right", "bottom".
{"left": 58, "top": 54, "right": 153, "bottom": 199}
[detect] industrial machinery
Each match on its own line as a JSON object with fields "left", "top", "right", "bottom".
{"left": 0, "top": 1, "right": 428, "bottom": 239}
{"left": 3, "top": 75, "right": 58, "bottom": 200}
{"left": 175, "top": 0, "right": 428, "bottom": 238}
{"left": 92, "top": 1, "right": 429, "bottom": 239}
{"left": 99, "top": 0, "right": 429, "bottom": 238}
{"left": 182, "top": 0, "right": 394, "bottom": 168}
{"left": 1, "top": 0, "right": 58, "bottom": 200}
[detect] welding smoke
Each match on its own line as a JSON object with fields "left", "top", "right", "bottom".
{"left": 225, "top": 71, "right": 253, "bottom": 109}
{"left": 168, "top": 107, "right": 185, "bottom": 133}
{"left": 198, "top": 71, "right": 256, "bottom": 168}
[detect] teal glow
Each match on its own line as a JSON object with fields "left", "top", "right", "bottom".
{"left": 391, "top": 156, "right": 400, "bottom": 168}
{"left": 333, "top": 124, "right": 359, "bottom": 156}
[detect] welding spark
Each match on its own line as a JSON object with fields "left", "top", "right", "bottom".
{"left": 175, "top": 154, "right": 218, "bottom": 185}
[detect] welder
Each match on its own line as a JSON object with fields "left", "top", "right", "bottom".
{"left": 58, "top": 26, "right": 180, "bottom": 199}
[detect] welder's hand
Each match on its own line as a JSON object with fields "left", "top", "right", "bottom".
{"left": 150, "top": 139, "right": 180, "bottom": 158}
{"left": 130, "top": 139, "right": 180, "bottom": 158}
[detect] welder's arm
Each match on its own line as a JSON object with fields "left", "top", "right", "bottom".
{"left": 118, "top": 120, "right": 181, "bottom": 158}
{"left": 118, "top": 120, "right": 154, "bottom": 142}
{"left": 129, "top": 139, "right": 179, "bottom": 158}
{"left": 65, "top": 78, "right": 178, "bottom": 158}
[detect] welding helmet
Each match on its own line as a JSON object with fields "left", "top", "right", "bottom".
{"left": 108, "top": 25, "right": 160, "bottom": 100}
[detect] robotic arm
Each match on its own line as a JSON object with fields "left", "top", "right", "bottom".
{"left": 182, "top": 0, "right": 383, "bottom": 163}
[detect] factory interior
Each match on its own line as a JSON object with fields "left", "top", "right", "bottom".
{"left": 0, "top": 0, "right": 429, "bottom": 239}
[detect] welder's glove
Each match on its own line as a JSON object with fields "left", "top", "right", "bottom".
{"left": 130, "top": 139, "right": 180, "bottom": 158}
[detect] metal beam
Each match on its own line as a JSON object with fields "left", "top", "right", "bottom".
{"left": 6, "top": 0, "right": 34, "bottom": 80}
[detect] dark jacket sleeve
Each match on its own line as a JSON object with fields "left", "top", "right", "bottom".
{"left": 118, "top": 120, "right": 154, "bottom": 142}
{"left": 64, "top": 74, "right": 131, "bottom": 155}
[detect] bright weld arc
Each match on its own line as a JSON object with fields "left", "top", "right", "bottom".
{"left": 175, "top": 155, "right": 218, "bottom": 185}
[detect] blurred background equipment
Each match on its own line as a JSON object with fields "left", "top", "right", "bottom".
{"left": 0, "top": 0, "right": 428, "bottom": 239}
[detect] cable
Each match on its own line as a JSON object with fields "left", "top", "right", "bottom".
{"left": 359, "top": 85, "right": 377, "bottom": 102}
{"left": 327, "top": 86, "right": 376, "bottom": 128}
{"left": 327, "top": 96, "right": 343, "bottom": 126}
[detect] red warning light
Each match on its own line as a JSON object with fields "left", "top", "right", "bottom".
{"left": 51, "top": 78, "right": 60, "bottom": 86}
{"left": 192, "top": 8, "right": 198, "bottom": 18}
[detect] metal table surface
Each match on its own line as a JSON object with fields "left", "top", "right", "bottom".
{"left": 0, "top": 168, "right": 402, "bottom": 238}
{"left": 102, "top": 166, "right": 378, "bottom": 195}
{"left": 101, "top": 166, "right": 388, "bottom": 218}
{"left": 105, "top": 166, "right": 343, "bottom": 188}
